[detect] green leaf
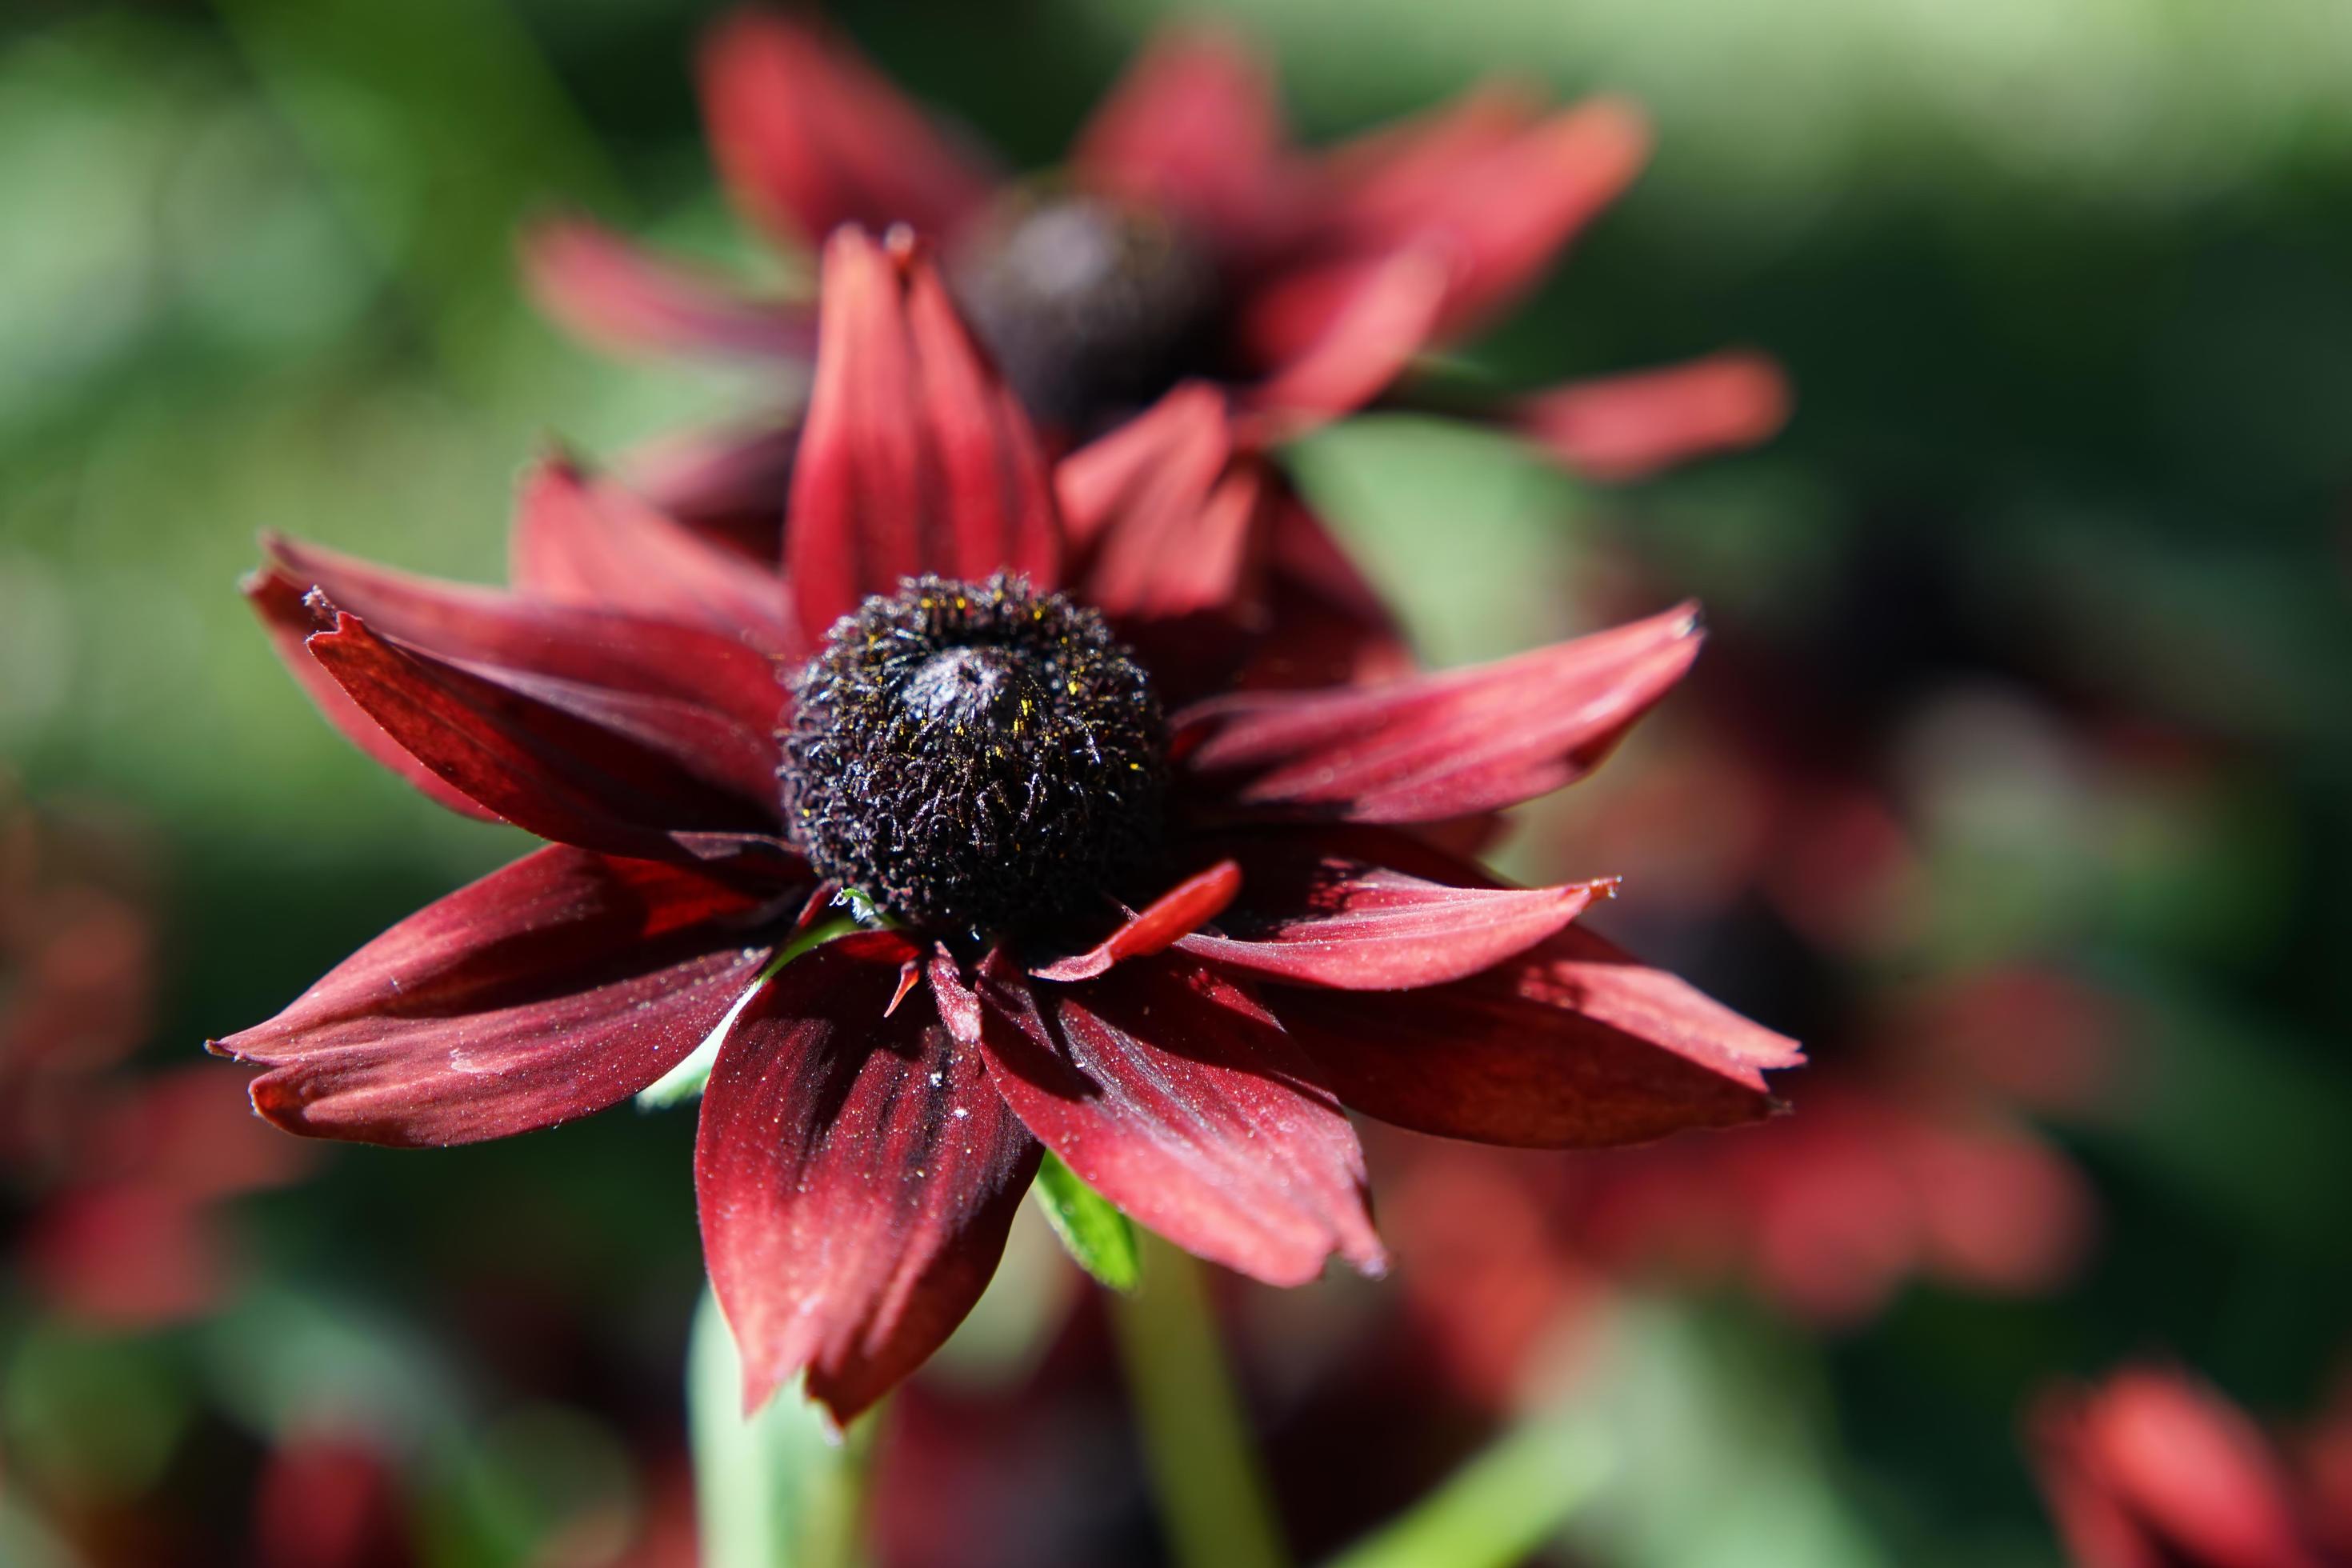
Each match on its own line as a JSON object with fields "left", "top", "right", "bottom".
{"left": 638, "top": 913, "right": 866, "bottom": 1110}
{"left": 1031, "top": 1152, "right": 1141, "bottom": 1292}
{"left": 687, "top": 1286, "right": 874, "bottom": 1568}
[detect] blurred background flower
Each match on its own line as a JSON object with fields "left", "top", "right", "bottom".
{"left": 2, "top": 0, "right": 2349, "bottom": 1563}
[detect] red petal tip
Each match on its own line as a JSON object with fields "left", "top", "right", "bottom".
{"left": 884, "top": 960, "right": 922, "bottom": 1018}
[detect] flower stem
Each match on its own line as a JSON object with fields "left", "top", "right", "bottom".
{"left": 1108, "top": 1233, "right": 1290, "bottom": 1568}
{"left": 688, "top": 1285, "right": 879, "bottom": 1568}
{"left": 1321, "top": 1410, "right": 1611, "bottom": 1568}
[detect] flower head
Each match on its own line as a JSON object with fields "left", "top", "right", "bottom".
{"left": 218, "top": 229, "right": 1798, "bottom": 1423}
{"left": 524, "top": 10, "right": 1786, "bottom": 485}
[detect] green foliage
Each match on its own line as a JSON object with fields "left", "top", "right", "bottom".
{"left": 1031, "top": 1153, "right": 1142, "bottom": 1293}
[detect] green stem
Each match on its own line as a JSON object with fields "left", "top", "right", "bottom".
{"left": 687, "top": 1286, "right": 879, "bottom": 1568}
{"left": 1109, "top": 1234, "right": 1290, "bottom": 1568}
{"left": 1319, "top": 1411, "right": 1612, "bottom": 1568}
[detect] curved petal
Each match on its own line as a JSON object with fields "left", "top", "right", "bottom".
{"left": 2033, "top": 1370, "right": 2327, "bottom": 1568}
{"left": 1327, "top": 94, "right": 1652, "bottom": 342}
{"left": 950, "top": 950, "right": 1383, "bottom": 1286}
{"left": 1030, "top": 859, "right": 1242, "bottom": 982}
{"left": 1269, "top": 926, "right": 1799, "bottom": 1147}
{"left": 1055, "top": 381, "right": 1234, "bottom": 558}
{"left": 788, "top": 229, "right": 1061, "bottom": 638}
{"left": 1514, "top": 350, "right": 1791, "bottom": 480}
{"left": 518, "top": 215, "right": 814, "bottom": 361}
{"left": 1174, "top": 831, "right": 1606, "bottom": 990}
{"left": 262, "top": 534, "right": 787, "bottom": 746}
{"left": 302, "top": 607, "right": 786, "bottom": 862}
{"left": 622, "top": 419, "right": 801, "bottom": 564}
{"left": 210, "top": 846, "right": 783, "bottom": 1146}
{"left": 1318, "top": 82, "right": 1540, "bottom": 227}
{"left": 698, "top": 9, "right": 997, "bottom": 250}
{"left": 244, "top": 569, "right": 498, "bottom": 822}
{"left": 1234, "top": 244, "right": 1450, "bottom": 424}
{"left": 1174, "top": 602, "right": 1702, "bottom": 823}
{"left": 510, "top": 457, "right": 794, "bottom": 654}
{"left": 698, "top": 946, "right": 1039, "bottom": 1422}
{"left": 1070, "top": 23, "right": 1290, "bottom": 256}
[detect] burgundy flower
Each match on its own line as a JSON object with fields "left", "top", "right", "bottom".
{"left": 522, "top": 9, "right": 1786, "bottom": 502}
{"left": 216, "top": 228, "right": 1797, "bottom": 1423}
{"left": 2030, "top": 1366, "right": 2346, "bottom": 1568}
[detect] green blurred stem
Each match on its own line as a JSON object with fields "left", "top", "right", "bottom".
{"left": 1321, "top": 1411, "right": 1613, "bottom": 1568}
{"left": 688, "top": 1286, "right": 878, "bottom": 1568}
{"left": 1109, "top": 1234, "right": 1290, "bottom": 1568}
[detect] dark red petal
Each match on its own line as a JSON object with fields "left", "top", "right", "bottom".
{"left": 1233, "top": 490, "right": 1416, "bottom": 692}
{"left": 1174, "top": 602, "right": 1701, "bottom": 823}
{"left": 1174, "top": 834, "right": 1605, "bottom": 990}
{"left": 1236, "top": 245, "right": 1450, "bottom": 424}
{"left": 1270, "top": 926, "right": 1800, "bottom": 1147}
{"left": 262, "top": 534, "right": 787, "bottom": 746}
{"left": 305, "top": 610, "right": 786, "bottom": 862}
{"left": 787, "top": 230, "right": 1061, "bottom": 638}
{"left": 211, "top": 846, "right": 781, "bottom": 1146}
{"left": 244, "top": 570, "right": 499, "bottom": 822}
{"left": 510, "top": 457, "right": 794, "bottom": 654}
{"left": 1091, "top": 446, "right": 1263, "bottom": 626}
{"left": 1053, "top": 384, "right": 1265, "bottom": 700}
{"left": 1514, "top": 351, "right": 1791, "bottom": 480}
{"left": 698, "top": 10, "right": 996, "bottom": 249}
{"left": 1055, "top": 381, "right": 1234, "bottom": 556}
{"left": 622, "top": 420, "right": 800, "bottom": 563}
{"left": 518, "top": 215, "right": 814, "bottom": 361}
{"left": 697, "top": 946, "right": 1039, "bottom": 1422}
{"left": 1030, "top": 860, "right": 1242, "bottom": 982}
{"left": 1329, "top": 95, "right": 1652, "bottom": 342}
{"left": 1070, "top": 23, "right": 1290, "bottom": 255}
{"left": 957, "top": 950, "right": 1383, "bottom": 1286}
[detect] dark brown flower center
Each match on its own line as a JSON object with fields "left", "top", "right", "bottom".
{"left": 780, "top": 575, "right": 1166, "bottom": 938}
{"left": 950, "top": 185, "right": 1222, "bottom": 433}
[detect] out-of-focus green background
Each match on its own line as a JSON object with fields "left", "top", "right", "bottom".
{"left": 2, "top": 1, "right": 2349, "bottom": 1564}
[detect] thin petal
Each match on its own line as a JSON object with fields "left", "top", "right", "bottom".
{"left": 1070, "top": 23, "right": 1290, "bottom": 255}
{"left": 1174, "top": 603, "right": 1702, "bottom": 823}
{"left": 622, "top": 420, "right": 801, "bottom": 564}
{"left": 697, "top": 946, "right": 1039, "bottom": 1422}
{"left": 1054, "top": 381, "right": 1234, "bottom": 558}
{"left": 1030, "top": 860, "right": 1242, "bottom": 982}
{"left": 510, "top": 456, "right": 794, "bottom": 654}
{"left": 304, "top": 608, "right": 785, "bottom": 862}
{"left": 1329, "top": 95, "right": 1652, "bottom": 342}
{"left": 1515, "top": 351, "right": 1791, "bottom": 480}
{"left": 955, "top": 950, "right": 1383, "bottom": 1286}
{"left": 1053, "top": 383, "right": 1266, "bottom": 699}
{"left": 1174, "top": 830, "right": 1605, "bottom": 989}
{"left": 518, "top": 215, "right": 814, "bottom": 360}
{"left": 262, "top": 534, "right": 787, "bottom": 746}
{"left": 211, "top": 846, "right": 782, "bottom": 1146}
{"left": 244, "top": 569, "right": 499, "bottom": 822}
{"left": 1236, "top": 244, "right": 1450, "bottom": 425}
{"left": 1319, "top": 82, "right": 1541, "bottom": 227}
{"left": 1269, "top": 926, "right": 1800, "bottom": 1147}
{"left": 698, "top": 9, "right": 996, "bottom": 249}
{"left": 787, "top": 230, "right": 1059, "bottom": 638}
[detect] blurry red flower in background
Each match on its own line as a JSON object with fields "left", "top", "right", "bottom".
{"left": 216, "top": 226, "right": 1798, "bottom": 1423}
{"left": 2030, "top": 1365, "right": 2352, "bottom": 1568}
{"left": 2, "top": 781, "right": 306, "bottom": 1328}
{"left": 523, "top": 8, "right": 1786, "bottom": 518}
